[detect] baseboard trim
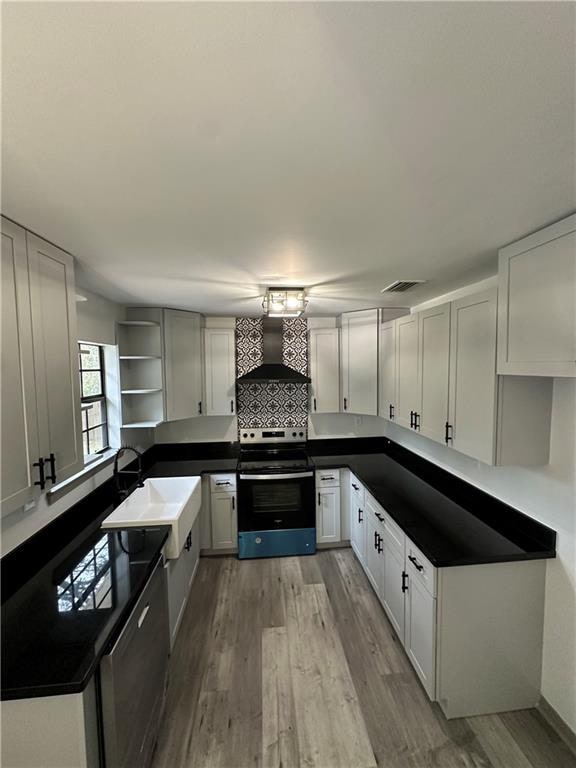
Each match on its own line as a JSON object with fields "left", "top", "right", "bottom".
{"left": 317, "top": 541, "right": 351, "bottom": 550}
{"left": 537, "top": 695, "right": 576, "bottom": 757}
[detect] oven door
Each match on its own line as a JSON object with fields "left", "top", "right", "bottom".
{"left": 237, "top": 472, "right": 315, "bottom": 532}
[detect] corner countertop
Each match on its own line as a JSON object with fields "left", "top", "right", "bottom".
{"left": 311, "top": 453, "right": 556, "bottom": 568}
{"left": 1, "top": 524, "right": 170, "bottom": 701}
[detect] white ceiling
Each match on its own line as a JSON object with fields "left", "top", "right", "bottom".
{"left": 2, "top": 2, "right": 574, "bottom": 315}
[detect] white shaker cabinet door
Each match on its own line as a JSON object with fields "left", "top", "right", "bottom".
{"left": 378, "top": 319, "right": 397, "bottom": 422}
{"left": 395, "top": 314, "right": 419, "bottom": 430}
{"left": 316, "top": 486, "right": 341, "bottom": 544}
{"left": 498, "top": 215, "right": 576, "bottom": 377}
{"left": 417, "top": 304, "right": 450, "bottom": 444}
{"left": 1, "top": 219, "right": 40, "bottom": 514}
{"left": 164, "top": 309, "right": 203, "bottom": 421}
{"left": 309, "top": 328, "right": 340, "bottom": 413}
{"left": 27, "top": 233, "right": 83, "bottom": 485}
{"left": 204, "top": 329, "right": 236, "bottom": 416}
{"left": 342, "top": 309, "right": 378, "bottom": 415}
{"left": 405, "top": 566, "right": 437, "bottom": 699}
{"left": 381, "top": 537, "right": 406, "bottom": 642}
{"left": 211, "top": 492, "right": 237, "bottom": 549}
{"left": 448, "top": 289, "right": 498, "bottom": 464}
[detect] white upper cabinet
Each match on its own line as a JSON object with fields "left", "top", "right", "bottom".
{"left": 448, "top": 288, "right": 552, "bottom": 465}
{"left": 164, "top": 309, "right": 203, "bottom": 420}
{"left": 395, "top": 314, "right": 419, "bottom": 429}
{"left": 204, "top": 328, "right": 236, "bottom": 416}
{"left": 340, "top": 309, "right": 378, "bottom": 415}
{"left": 309, "top": 327, "right": 340, "bottom": 413}
{"left": 378, "top": 318, "right": 396, "bottom": 422}
{"left": 1, "top": 220, "right": 40, "bottom": 514}
{"left": 498, "top": 214, "right": 576, "bottom": 377}
{"left": 27, "top": 233, "right": 83, "bottom": 485}
{"left": 417, "top": 304, "right": 450, "bottom": 443}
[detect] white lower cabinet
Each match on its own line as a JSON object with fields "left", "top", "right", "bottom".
{"left": 405, "top": 559, "right": 436, "bottom": 698}
{"left": 316, "top": 486, "right": 341, "bottom": 544}
{"left": 349, "top": 474, "right": 366, "bottom": 564}
{"left": 350, "top": 490, "right": 545, "bottom": 717}
{"left": 165, "top": 514, "right": 200, "bottom": 648}
{"left": 210, "top": 475, "right": 237, "bottom": 550}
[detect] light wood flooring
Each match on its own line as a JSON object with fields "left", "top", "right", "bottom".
{"left": 152, "top": 549, "right": 576, "bottom": 768}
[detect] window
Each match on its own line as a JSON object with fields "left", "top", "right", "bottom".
{"left": 79, "top": 343, "right": 109, "bottom": 461}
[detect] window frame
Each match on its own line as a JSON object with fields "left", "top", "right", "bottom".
{"left": 79, "top": 343, "right": 110, "bottom": 461}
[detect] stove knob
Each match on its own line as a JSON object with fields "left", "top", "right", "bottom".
{"left": 242, "top": 433, "right": 248, "bottom": 438}
{"left": 250, "top": 433, "right": 255, "bottom": 438}
{"left": 292, "top": 432, "right": 297, "bottom": 437}
{"left": 299, "top": 432, "right": 304, "bottom": 437}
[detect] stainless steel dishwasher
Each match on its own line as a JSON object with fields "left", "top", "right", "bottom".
{"left": 100, "top": 557, "right": 170, "bottom": 768}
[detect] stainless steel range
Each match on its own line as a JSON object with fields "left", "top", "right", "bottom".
{"left": 237, "top": 428, "right": 316, "bottom": 559}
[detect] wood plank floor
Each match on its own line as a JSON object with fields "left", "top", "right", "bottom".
{"left": 152, "top": 550, "right": 576, "bottom": 768}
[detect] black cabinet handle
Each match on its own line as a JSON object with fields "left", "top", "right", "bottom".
{"left": 374, "top": 531, "right": 378, "bottom": 549}
{"left": 230, "top": 400, "right": 234, "bottom": 413}
{"left": 408, "top": 554, "right": 424, "bottom": 572}
{"left": 185, "top": 532, "right": 192, "bottom": 551}
{"left": 389, "top": 404, "right": 394, "bottom": 420}
{"left": 410, "top": 410, "right": 414, "bottom": 428}
{"left": 343, "top": 397, "right": 347, "bottom": 411}
{"left": 313, "top": 397, "right": 317, "bottom": 412}
{"left": 352, "top": 483, "right": 359, "bottom": 491}
{"left": 414, "top": 413, "right": 421, "bottom": 431}
{"left": 445, "top": 422, "right": 453, "bottom": 444}
{"left": 318, "top": 492, "right": 321, "bottom": 505}
{"left": 44, "top": 453, "right": 57, "bottom": 484}
{"left": 402, "top": 571, "right": 408, "bottom": 593}
{"left": 320, "top": 476, "right": 335, "bottom": 481}
{"left": 377, "top": 534, "right": 383, "bottom": 554}
{"left": 232, "top": 495, "right": 235, "bottom": 510}
{"left": 216, "top": 480, "right": 231, "bottom": 486}
{"left": 33, "top": 457, "right": 45, "bottom": 490}
{"left": 375, "top": 511, "right": 384, "bottom": 522}
{"left": 358, "top": 508, "right": 363, "bottom": 523}
{"left": 198, "top": 401, "right": 202, "bottom": 415}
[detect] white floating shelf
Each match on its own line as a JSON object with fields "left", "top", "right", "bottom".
{"left": 117, "top": 320, "right": 160, "bottom": 327}
{"left": 121, "top": 389, "right": 163, "bottom": 395}
{"left": 121, "top": 421, "right": 163, "bottom": 429}
{"left": 119, "top": 355, "right": 162, "bottom": 360}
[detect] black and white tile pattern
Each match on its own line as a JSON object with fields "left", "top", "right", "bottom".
{"left": 236, "top": 318, "right": 308, "bottom": 429}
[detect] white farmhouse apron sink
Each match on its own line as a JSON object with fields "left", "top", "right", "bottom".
{"left": 102, "top": 476, "right": 202, "bottom": 559}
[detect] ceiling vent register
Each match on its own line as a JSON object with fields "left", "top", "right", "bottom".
{"left": 381, "top": 280, "right": 427, "bottom": 293}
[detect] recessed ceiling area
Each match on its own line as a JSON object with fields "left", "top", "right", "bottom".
{"left": 2, "top": 2, "right": 574, "bottom": 315}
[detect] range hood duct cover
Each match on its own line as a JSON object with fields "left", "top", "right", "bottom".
{"left": 236, "top": 318, "right": 311, "bottom": 383}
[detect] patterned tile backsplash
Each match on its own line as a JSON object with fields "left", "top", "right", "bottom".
{"left": 236, "top": 317, "right": 308, "bottom": 429}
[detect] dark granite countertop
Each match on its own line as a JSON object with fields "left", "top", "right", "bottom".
{"left": 147, "top": 458, "right": 238, "bottom": 477}
{"left": 1, "top": 524, "right": 170, "bottom": 700}
{"left": 311, "top": 452, "right": 556, "bottom": 567}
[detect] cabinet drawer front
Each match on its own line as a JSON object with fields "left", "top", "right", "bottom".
{"left": 316, "top": 469, "right": 341, "bottom": 487}
{"left": 407, "top": 541, "right": 437, "bottom": 597}
{"left": 210, "top": 473, "right": 237, "bottom": 492}
{"left": 382, "top": 511, "right": 405, "bottom": 557}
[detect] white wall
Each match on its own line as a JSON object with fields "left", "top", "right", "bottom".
{"left": 383, "top": 378, "right": 576, "bottom": 732}
{"left": 76, "top": 288, "right": 125, "bottom": 345}
{"left": 155, "top": 415, "right": 238, "bottom": 444}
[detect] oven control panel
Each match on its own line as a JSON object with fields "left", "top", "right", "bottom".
{"left": 239, "top": 428, "right": 307, "bottom": 444}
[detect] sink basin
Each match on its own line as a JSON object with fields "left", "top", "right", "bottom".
{"left": 102, "top": 476, "right": 202, "bottom": 559}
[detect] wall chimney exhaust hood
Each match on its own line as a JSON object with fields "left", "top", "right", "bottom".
{"left": 236, "top": 317, "right": 311, "bottom": 383}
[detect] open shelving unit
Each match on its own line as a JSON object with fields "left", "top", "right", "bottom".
{"left": 117, "top": 313, "right": 165, "bottom": 429}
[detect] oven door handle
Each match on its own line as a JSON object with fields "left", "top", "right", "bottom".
{"left": 238, "top": 472, "right": 314, "bottom": 480}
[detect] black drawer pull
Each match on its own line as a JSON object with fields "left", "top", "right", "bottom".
{"left": 374, "top": 531, "right": 378, "bottom": 549}
{"left": 410, "top": 410, "right": 414, "bottom": 428}
{"left": 33, "top": 457, "right": 45, "bottom": 490}
{"left": 402, "top": 571, "right": 408, "bottom": 593}
{"left": 318, "top": 492, "right": 321, "bottom": 506}
{"left": 230, "top": 400, "right": 234, "bottom": 413}
{"left": 352, "top": 483, "right": 359, "bottom": 491}
{"left": 445, "top": 421, "right": 453, "bottom": 444}
{"left": 44, "top": 453, "right": 57, "bottom": 484}
{"left": 358, "top": 508, "right": 363, "bottom": 523}
{"left": 414, "top": 412, "right": 421, "bottom": 431}
{"left": 313, "top": 397, "right": 317, "bottom": 411}
{"left": 375, "top": 512, "right": 384, "bottom": 522}
{"left": 320, "top": 476, "right": 335, "bottom": 481}
{"left": 389, "top": 403, "right": 394, "bottom": 420}
{"left": 198, "top": 401, "right": 202, "bottom": 415}
{"left": 216, "top": 480, "right": 231, "bottom": 486}
{"left": 377, "top": 534, "right": 383, "bottom": 554}
{"left": 408, "top": 554, "right": 424, "bottom": 572}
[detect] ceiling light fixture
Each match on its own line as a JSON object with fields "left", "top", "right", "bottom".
{"left": 262, "top": 287, "right": 307, "bottom": 317}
